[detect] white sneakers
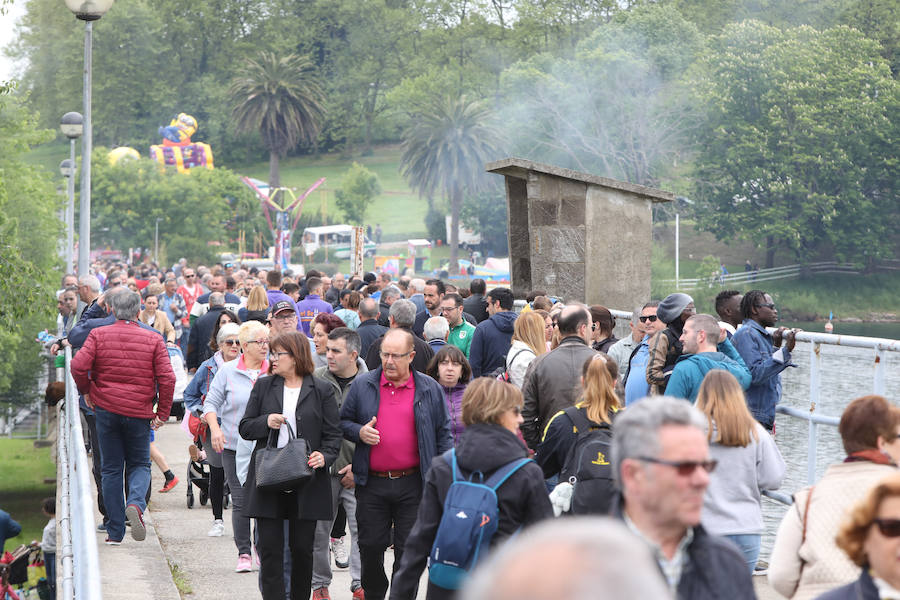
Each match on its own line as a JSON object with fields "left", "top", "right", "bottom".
{"left": 208, "top": 519, "right": 225, "bottom": 537}
{"left": 331, "top": 537, "right": 349, "bottom": 569}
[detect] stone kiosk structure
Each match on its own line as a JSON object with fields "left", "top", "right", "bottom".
{"left": 486, "top": 158, "right": 673, "bottom": 310}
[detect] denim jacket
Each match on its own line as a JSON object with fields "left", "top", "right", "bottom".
{"left": 732, "top": 319, "right": 793, "bottom": 426}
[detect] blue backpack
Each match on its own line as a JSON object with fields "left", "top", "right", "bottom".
{"left": 427, "top": 448, "right": 532, "bottom": 590}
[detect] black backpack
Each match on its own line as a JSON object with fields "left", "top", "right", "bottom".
{"left": 559, "top": 406, "right": 615, "bottom": 515}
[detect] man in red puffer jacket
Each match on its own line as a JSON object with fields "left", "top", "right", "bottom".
{"left": 71, "top": 288, "right": 175, "bottom": 546}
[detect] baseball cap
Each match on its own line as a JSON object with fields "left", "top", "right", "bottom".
{"left": 269, "top": 301, "right": 295, "bottom": 318}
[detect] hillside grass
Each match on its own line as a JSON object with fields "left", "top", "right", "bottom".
{"left": 0, "top": 439, "right": 57, "bottom": 550}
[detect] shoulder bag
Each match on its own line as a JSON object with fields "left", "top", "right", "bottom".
{"left": 254, "top": 421, "right": 313, "bottom": 492}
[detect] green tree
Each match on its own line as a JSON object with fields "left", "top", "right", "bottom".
{"left": 335, "top": 162, "right": 381, "bottom": 225}
{"left": 0, "top": 96, "right": 58, "bottom": 400}
{"left": 691, "top": 22, "right": 899, "bottom": 267}
{"left": 230, "top": 52, "right": 326, "bottom": 188}
{"left": 400, "top": 95, "right": 500, "bottom": 273}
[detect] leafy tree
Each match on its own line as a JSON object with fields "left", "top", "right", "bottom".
{"left": 400, "top": 95, "right": 500, "bottom": 274}
{"left": 691, "top": 22, "right": 899, "bottom": 267}
{"left": 90, "top": 152, "right": 258, "bottom": 264}
{"left": 0, "top": 96, "right": 58, "bottom": 399}
{"left": 461, "top": 185, "right": 509, "bottom": 256}
{"left": 230, "top": 52, "right": 326, "bottom": 188}
{"left": 335, "top": 162, "right": 381, "bottom": 225}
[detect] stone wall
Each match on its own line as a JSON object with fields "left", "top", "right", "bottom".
{"left": 486, "top": 158, "right": 673, "bottom": 310}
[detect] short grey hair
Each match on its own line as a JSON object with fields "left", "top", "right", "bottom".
{"left": 463, "top": 517, "right": 671, "bottom": 600}
{"left": 216, "top": 322, "right": 241, "bottom": 347}
{"left": 208, "top": 292, "right": 225, "bottom": 307}
{"left": 611, "top": 396, "right": 706, "bottom": 488}
{"left": 410, "top": 278, "right": 425, "bottom": 293}
{"left": 423, "top": 316, "right": 449, "bottom": 342}
{"left": 389, "top": 299, "right": 416, "bottom": 327}
{"left": 359, "top": 297, "right": 379, "bottom": 319}
{"left": 631, "top": 305, "right": 644, "bottom": 326}
{"left": 79, "top": 274, "right": 101, "bottom": 293}
{"left": 381, "top": 286, "right": 401, "bottom": 301}
{"left": 107, "top": 288, "right": 141, "bottom": 320}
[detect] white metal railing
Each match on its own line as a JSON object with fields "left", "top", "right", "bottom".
{"left": 661, "top": 261, "right": 865, "bottom": 290}
{"left": 58, "top": 347, "right": 102, "bottom": 600}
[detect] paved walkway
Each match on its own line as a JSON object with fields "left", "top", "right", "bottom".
{"left": 90, "top": 419, "right": 786, "bottom": 600}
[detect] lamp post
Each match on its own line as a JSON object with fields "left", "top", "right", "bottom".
{"left": 64, "top": 0, "right": 115, "bottom": 276}
{"left": 154, "top": 217, "right": 163, "bottom": 264}
{"left": 60, "top": 112, "right": 83, "bottom": 273}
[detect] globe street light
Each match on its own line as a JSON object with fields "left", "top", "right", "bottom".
{"left": 60, "top": 112, "right": 83, "bottom": 273}
{"left": 64, "top": 0, "right": 115, "bottom": 276}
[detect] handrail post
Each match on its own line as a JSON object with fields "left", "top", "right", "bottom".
{"left": 807, "top": 342, "right": 821, "bottom": 484}
{"left": 873, "top": 348, "right": 886, "bottom": 396}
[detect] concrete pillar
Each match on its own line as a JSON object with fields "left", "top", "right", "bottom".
{"left": 486, "top": 158, "right": 673, "bottom": 310}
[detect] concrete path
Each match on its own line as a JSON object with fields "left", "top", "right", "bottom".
{"left": 90, "top": 419, "right": 787, "bottom": 600}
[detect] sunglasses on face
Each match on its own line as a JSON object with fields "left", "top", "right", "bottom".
{"left": 639, "top": 315, "right": 659, "bottom": 323}
{"left": 221, "top": 340, "right": 240, "bottom": 346}
{"left": 873, "top": 519, "right": 900, "bottom": 537}
{"left": 636, "top": 456, "right": 718, "bottom": 476}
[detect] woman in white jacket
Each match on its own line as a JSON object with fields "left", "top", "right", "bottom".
{"left": 505, "top": 311, "right": 547, "bottom": 388}
{"left": 506, "top": 311, "right": 547, "bottom": 390}
{"left": 696, "top": 369, "right": 786, "bottom": 574}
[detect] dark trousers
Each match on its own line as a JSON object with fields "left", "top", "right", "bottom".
{"left": 331, "top": 503, "right": 347, "bottom": 538}
{"left": 355, "top": 474, "right": 423, "bottom": 600}
{"left": 209, "top": 465, "right": 224, "bottom": 521}
{"left": 82, "top": 410, "right": 107, "bottom": 520}
{"left": 257, "top": 517, "right": 315, "bottom": 600}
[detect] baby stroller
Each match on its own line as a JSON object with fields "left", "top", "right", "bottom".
{"left": 186, "top": 438, "right": 230, "bottom": 509}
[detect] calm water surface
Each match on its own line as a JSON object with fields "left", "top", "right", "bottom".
{"left": 760, "top": 336, "right": 900, "bottom": 559}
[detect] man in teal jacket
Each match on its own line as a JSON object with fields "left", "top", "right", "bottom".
{"left": 667, "top": 314, "right": 751, "bottom": 403}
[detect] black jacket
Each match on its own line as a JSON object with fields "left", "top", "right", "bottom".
{"left": 364, "top": 327, "right": 435, "bottom": 374}
{"left": 610, "top": 496, "right": 755, "bottom": 600}
{"left": 816, "top": 570, "right": 878, "bottom": 600}
{"left": 463, "top": 294, "right": 489, "bottom": 323}
{"left": 238, "top": 374, "right": 342, "bottom": 521}
{"left": 187, "top": 305, "right": 224, "bottom": 370}
{"left": 389, "top": 424, "right": 553, "bottom": 600}
{"left": 357, "top": 319, "right": 388, "bottom": 359}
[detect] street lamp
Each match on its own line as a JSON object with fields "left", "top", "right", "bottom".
{"left": 154, "top": 217, "right": 163, "bottom": 265}
{"left": 64, "top": 0, "right": 115, "bottom": 276}
{"left": 60, "top": 112, "right": 83, "bottom": 273}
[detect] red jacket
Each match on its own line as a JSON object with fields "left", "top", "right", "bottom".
{"left": 71, "top": 320, "right": 175, "bottom": 420}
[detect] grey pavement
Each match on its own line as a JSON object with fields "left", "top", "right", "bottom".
{"left": 91, "top": 419, "right": 787, "bottom": 599}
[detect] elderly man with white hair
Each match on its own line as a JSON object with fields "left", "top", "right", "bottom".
{"left": 423, "top": 316, "right": 449, "bottom": 353}
{"left": 407, "top": 278, "right": 426, "bottom": 313}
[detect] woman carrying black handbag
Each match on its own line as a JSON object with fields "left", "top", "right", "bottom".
{"left": 239, "top": 330, "right": 343, "bottom": 600}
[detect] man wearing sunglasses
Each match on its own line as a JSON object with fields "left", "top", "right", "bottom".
{"left": 732, "top": 289, "right": 798, "bottom": 432}
{"left": 609, "top": 301, "right": 662, "bottom": 383}
{"left": 611, "top": 396, "right": 755, "bottom": 600}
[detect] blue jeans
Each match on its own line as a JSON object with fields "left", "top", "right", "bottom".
{"left": 94, "top": 407, "right": 151, "bottom": 541}
{"left": 725, "top": 534, "right": 761, "bottom": 574}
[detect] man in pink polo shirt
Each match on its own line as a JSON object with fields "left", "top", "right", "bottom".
{"left": 340, "top": 329, "right": 451, "bottom": 600}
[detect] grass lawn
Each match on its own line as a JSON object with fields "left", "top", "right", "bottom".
{"left": 240, "top": 145, "right": 429, "bottom": 241}
{"left": 0, "top": 439, "right": 57, "bottom": 550}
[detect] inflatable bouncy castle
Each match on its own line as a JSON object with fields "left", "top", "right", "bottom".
{"left": 149, "top": 113, "right": 214, "bottom": 173}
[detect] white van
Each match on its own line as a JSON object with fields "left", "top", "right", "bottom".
{"left": 302, "top": 225, "right": 377, "bottom": 259}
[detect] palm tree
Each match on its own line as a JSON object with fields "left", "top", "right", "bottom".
{"left": 400, "top": 95, "right": 500, "bottom": 274}
{"left": 230, "top": 52, "right": 326, "bottom": 188}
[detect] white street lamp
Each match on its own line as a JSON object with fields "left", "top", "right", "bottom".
{"left": 60, "top": 112, "right": 83, "bottom": 273}
{"left": 64, "top": 0, "right": 115, "bottom": 276}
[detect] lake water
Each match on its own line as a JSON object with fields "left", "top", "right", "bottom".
{"left": 759, "top": 335, "right": 900, "bottom": 559}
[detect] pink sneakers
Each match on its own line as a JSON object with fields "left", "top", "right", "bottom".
{"left": 235, "top": 554, "right": 252, "bottom": 573}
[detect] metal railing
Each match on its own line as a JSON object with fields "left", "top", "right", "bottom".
{"left": 58, "top": 347, "right": 102, "bottom": 600}
{"left": 661, "top": 261, "right": 867, "bottom": 290}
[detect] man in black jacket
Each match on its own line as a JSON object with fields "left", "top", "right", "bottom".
{"left": 187, "top": 292, "right": 226, "bottom": 371}
{"left": 463, "top": 278, "right": 489, "bottom": 323}
{"left": 610, "top": 396, "right": 754, "bottom": 600}
{"left": 357, "top": 298, "right": 388, "bottom": 358}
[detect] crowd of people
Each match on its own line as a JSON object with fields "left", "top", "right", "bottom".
{"left": 39, "top": 258, "right": 900, "bottom": 600}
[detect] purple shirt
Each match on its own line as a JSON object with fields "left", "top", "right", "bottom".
{"left": 295, "top": 294, "right": 333, "bottom": 336}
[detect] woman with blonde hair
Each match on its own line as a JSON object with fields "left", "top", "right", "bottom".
{"left": 696, "top": 370, "right": 785, "bottom": 574}
{"left": 238, "top": 285, "right": 269, "bottom": 324}
{"left": 390, "top": 377, "right": 552, "bottom": 599}
{"left": 140, "top": 294, "right": 177, "bottom": 345}
{"left": 823, "top": 473, "right": 900, "bottom": 599}
{"left": 505, "top": 312, "right": 548, "bottom": 388}
{"left": 536, "top": 354, "right": 620, "bottom": 514}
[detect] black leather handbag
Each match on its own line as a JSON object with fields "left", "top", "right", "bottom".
{"left": 254, "top": 422, "right": 312, "bottom": 492}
